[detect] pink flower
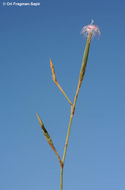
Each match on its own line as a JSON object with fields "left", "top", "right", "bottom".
{"left": 81, "top": 20, "right": 100, "bottom": 38}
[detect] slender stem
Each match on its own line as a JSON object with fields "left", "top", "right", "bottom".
{"left": 62, "top": 32, "right": 91, "bottom": 165}
{"left": 62, "top": 113, "right": 73, "bottom": 164}
{"left": 60, "top": 166, "right": 63, "bottom": 190}
{"left": 62, "top": 82, "right": 80, "bottom": 165}
{"left": 60, "top": 32, "right": 92, "bottom": 190}
{"left": 55, "top": 81, "right": 72, "bottom": 106}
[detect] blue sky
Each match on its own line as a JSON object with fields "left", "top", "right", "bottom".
{"left": 0, "top": 0, "right": 125, "bottom": 190}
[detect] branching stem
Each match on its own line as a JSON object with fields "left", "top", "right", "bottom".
{"left": 37, "top": 32, "right": 92, "bottom": 190}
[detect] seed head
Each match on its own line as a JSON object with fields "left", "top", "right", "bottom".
{"left": 80, "top": 20, "right": 100, "bottom": 38}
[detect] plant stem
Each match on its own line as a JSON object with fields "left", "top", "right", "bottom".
{"left": 55, "top": 81, "right": 72, "bottom": 106}
{"left": 60, "top": 32, "right": 92, "bottom": 190}
{"left": 62, "top": 112, "right": 73, "bottom": 164}
{"left": 60, "top": 166, "right": 63, "bottom": 190}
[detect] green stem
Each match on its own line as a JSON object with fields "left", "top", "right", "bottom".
{"left": 55, "top": 81, "right": 73, "bottom": 106}
{"left": 60, "top": 32, "right": 92, "bottom": 190}
{"left": 62, "top": 113, "right": 73, "bottom": 164}
{"left": 60, "top": 166, "right": 63, "bottom": 190}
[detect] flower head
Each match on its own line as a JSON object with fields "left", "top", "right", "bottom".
{"left": 80, "top": 20, "right": 100, "bottom": 38}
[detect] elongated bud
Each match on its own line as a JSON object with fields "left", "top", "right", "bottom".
{"left": 50, "top": 59, "right": 56, "bottom": 82}
{"left": 79, "top": 21, "right": 100, "bottom": 87}
{"left": 79, "top": 32, "right": 91, "bottom": 87}
{"left": 36, "top": 113, "right": 63, "bottom": 167}
{"left": 36, "top": 113, "right": 52, "bottom": 141}
{"left": 36, "top": 113, "right": 56, "bottom": 151}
